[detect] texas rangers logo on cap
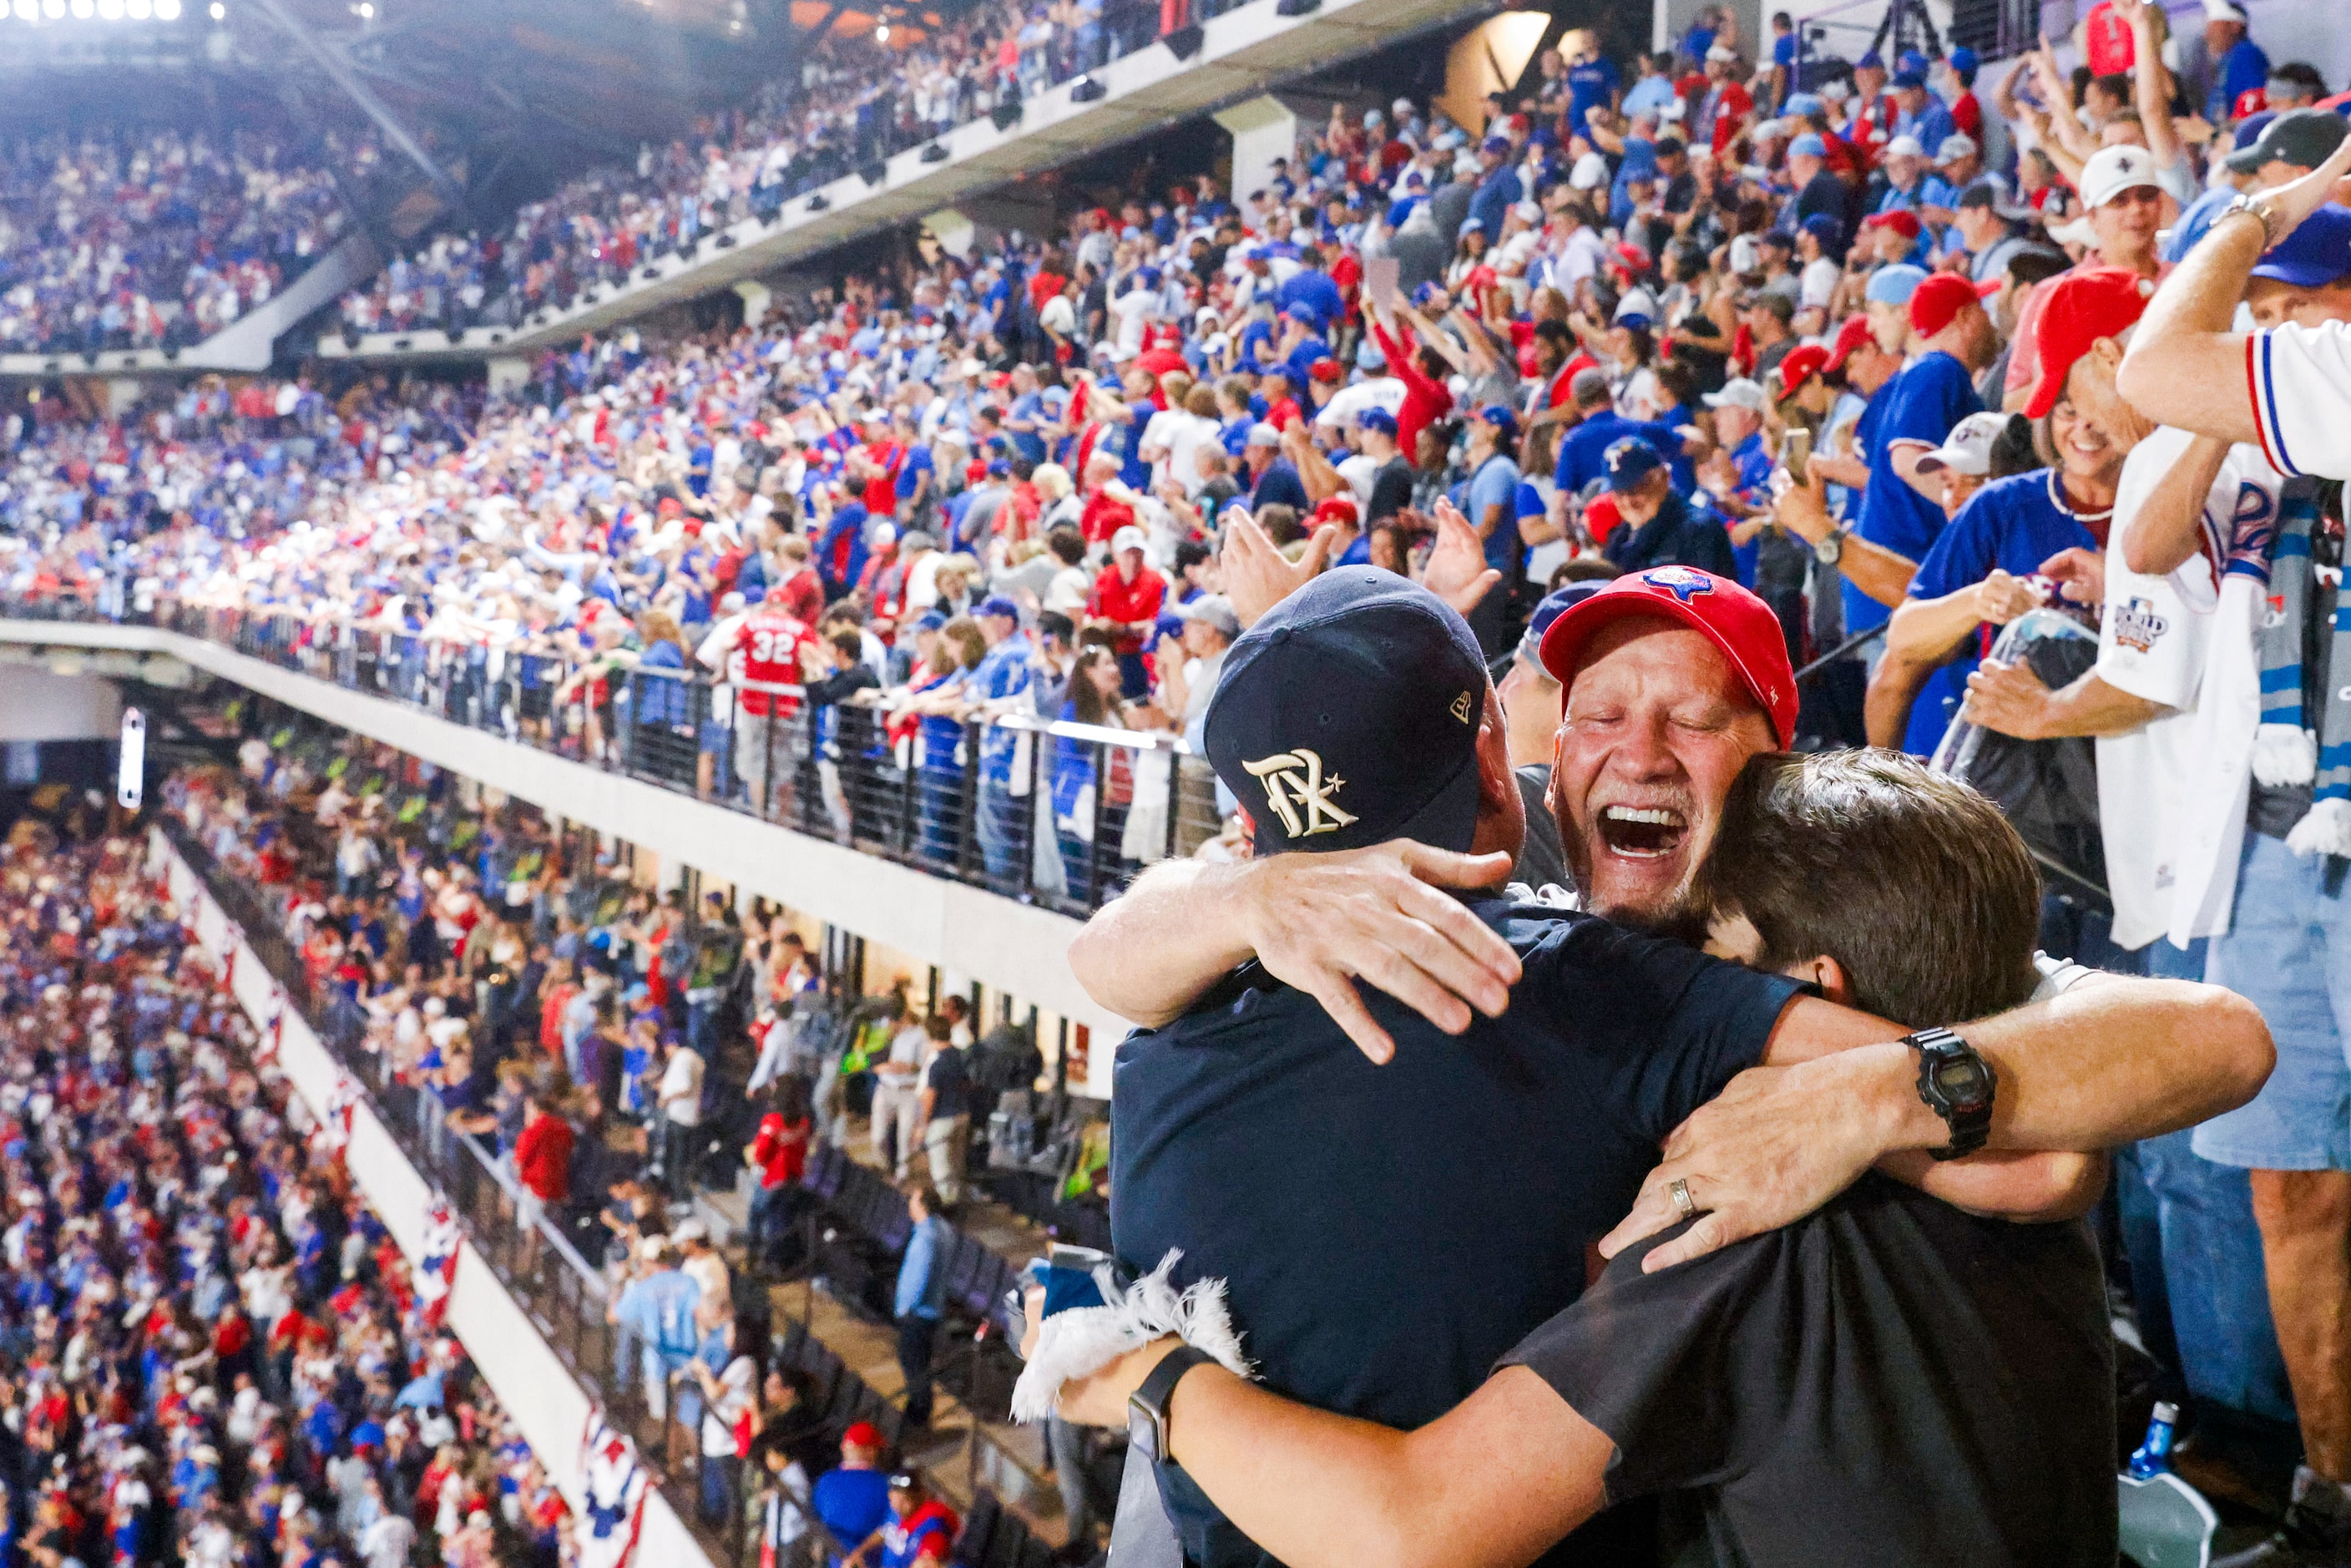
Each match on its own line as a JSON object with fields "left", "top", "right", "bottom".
{"left": 1641, "top": 566, "right": 1717, "bottom": 604}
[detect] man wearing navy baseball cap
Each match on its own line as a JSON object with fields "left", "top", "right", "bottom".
{"left": 1598, "top": 438, "right": 1739, "bottom": 580}
{"left": 1069, "top": 565, "right": 2267, "bottom": 1568}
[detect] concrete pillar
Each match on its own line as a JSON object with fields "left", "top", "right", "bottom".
{"left": 107, "top": 378, "right": 144, "bottom": 417}
{"left": 486, "top": 357, "right": 530, "bottom": 398}
{"left": 1213, "top": 96, "right": 1299, "bottom": 212}
{"left": 921, "top": 209, "right": 978, "bottom": 260}
{"left": 733, "top": 280, "right": 772, "bottom": 330}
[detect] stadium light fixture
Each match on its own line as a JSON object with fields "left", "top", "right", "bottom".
{"left": 875, "top": 22, "right": 887, "bottom": 40}
{"left": 41, "top": 0, "right": 63, "bottom": 16}
{"left": 1162, "top": 22, "right": 1201, "bottom": 57}
{"left": 1069, "top": 73, "right": 1105, "bottom": 102}
{"left": 70, "top": 0, "right": 92, "bottom": 15}
{"left": 98, "top": 0, "right": 123, "bottom": 18}
{"left": 129, "top": 0, "right": 152, "bottom": 16}
{"left": 209, "top": 1, "right": 223, "bottom": 16}
{"left": 157, "top": 0, "right": 179, "bottom": 15}
{"left": 13, "top": 0, "right": 35, "bottom": 19}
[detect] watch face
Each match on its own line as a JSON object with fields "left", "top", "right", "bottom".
{"left": 1934, "top": 1055, "right": 1990, "bottom": 1108}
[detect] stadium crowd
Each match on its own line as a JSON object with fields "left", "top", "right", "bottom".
{"left": 336, "top": 0, "right": 1199, "bottom": 340}
{"left": 0, "top": 127, "right": 367, "bottom": 357}
{"left": 0, "top": 799, "right": 574, "bottom": 1568}
{"left": 159, "top": 721, "right": 1012, "bottom": 1563}
{"left": 8, "top": 0, "right": 2351, "bottom": 1551}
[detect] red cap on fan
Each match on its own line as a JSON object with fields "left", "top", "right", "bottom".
{"left": 1908, "top": 271, "right": 2000, "bottom": 337}
{"left": 2025, "top": 266, "right": 2157, "bottom": 418}
{"left": 1539, "top": 568, "right": 1797, "bottom": 746}
{"left": 1823, "top": 314, "right": 1874, "bottom": 372}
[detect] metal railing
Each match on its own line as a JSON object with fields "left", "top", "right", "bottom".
{"left": 12, "top": 594, "right": 1225, "bottom": 915}
{"left": 160, "top": 812, "right": 845, "bottom": 1568}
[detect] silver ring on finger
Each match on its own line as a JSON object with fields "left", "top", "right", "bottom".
{"left": 1669, "top": 1177, "right": 1695, "bottom": 1221}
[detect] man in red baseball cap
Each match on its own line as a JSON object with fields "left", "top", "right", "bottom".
{"left": 2025, "top": 265, "right": 2159, "bottom": 419}
{"left": 1908, "top": 272, "right": 2002, "bottom": 363}
{"left": 1533, "top": 566, "right": 1794, "bottom": 926}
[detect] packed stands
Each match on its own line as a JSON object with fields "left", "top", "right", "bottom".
{"left": 0, "top": 126, "right": 368, "bottom": 356}
{"left": 336, "top": 0, "right": 1232, "bottom": 341}
{"left": 0, "top": 801, "right": 566, "bottom": 1568}
{"left": 150, "top": 703, "right": 1120, "bottom": 1559}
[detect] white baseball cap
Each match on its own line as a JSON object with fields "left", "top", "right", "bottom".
{"left": 1883, "top": 134, "right": 1926, "bottom": 159}
{"left": 1914, "top": 411, "right": 2010, "bottom": 477}
{"left": 2081, "top": 144, "right": 2161, "bottom": 209}
{"left": 1703, "top": 377, "right": 1770, "bottom": 413}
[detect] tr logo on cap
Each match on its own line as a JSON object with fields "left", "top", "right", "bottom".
{"left": 1242, "top": 748, "right": 1359, "bottom": 839}
{"left": 1642, "top": 565, "right": 1716, "bottom": 604}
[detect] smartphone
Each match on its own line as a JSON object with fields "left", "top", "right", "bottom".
{"left": 1780, "top": 427, "right": 1813, "bottom": 486}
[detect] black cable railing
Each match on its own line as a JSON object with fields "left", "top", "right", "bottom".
{"left": 13, "top": 595, "right": 1221, "bottom": 920}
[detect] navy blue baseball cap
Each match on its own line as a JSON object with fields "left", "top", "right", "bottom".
{"left": 1477, "top": 403, "right": 1520, "bottom": 439}
{"left": 2254, "top": 205, "right": 2351, "bottom": 287}
{"left": 1497, "top": 581, "right": 1610, "bottom": 678}
{"left": 1604, "top": 437, "right": 1666, "bottom": 492}
{"left": 975, "top": 595, "right": 1023, "bottom": 621}
{"left": 913, "top": 610, "right": 948, "bottom": 632}
{"left": 1205, "top": 567, "right": 1490, "bottom": 856}
{"left": 1358, "top": 407, "right": 1399, "bottom": 438}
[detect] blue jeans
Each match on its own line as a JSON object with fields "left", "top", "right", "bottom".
{"left": 2197, "top": 832, "right": 2351, "bottom": 1171}
{"left": 2117, "top": 937, "right": 2297, "bottom": 1422}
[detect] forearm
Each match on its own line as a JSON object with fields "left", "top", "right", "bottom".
{"left": 1863, "top": 646, "right": 1936, "bottom": 748}
{"left": 1066, "top": 859, "right": 1256, "bottom": 1023}
{"left": 1110, "top": 1357, "right": 1605, "bottom": 1568}
{"left": 1883, "top": 591, "right": 1981, "bottom": 665}
{"left": 1769, "top": 979, "right": 2273, "bottom": 1151}
{"left": 2026, "top": 672, "right": 2166, "bottom": 740}
{"left": 2121, "top": 433, "right": 2232, "bottom": 575}
{"left": 2116, "top": 214, "right": 2263, "bottom": 442}
{"left": 1839, "top": 536, "right": 1919, "bottom": 607}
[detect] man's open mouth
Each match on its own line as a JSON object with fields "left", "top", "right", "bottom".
{"left": 1598, "top": 804, "right": 1689, "bottom": 859}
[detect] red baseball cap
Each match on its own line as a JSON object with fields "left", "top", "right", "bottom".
{"left": 1863, "top": 209, "right": 1923, "bottom": 240}
{"left": 1581, "top": 491, "right": 1624, "bottom": 545}
{"left": 842, "top": 1422, "right": 884, "bottom": 1450}
{"left": 1538, "top": 566, "right": 1797, "bottom": 746}
{"left": 1312, "top": 494, "right": 1359, "bottom": 527}
{"left": 2025, "top": 265, "right": 2156, "bottom": 418}
{"left": 1773, "top": 344, "right": 1830, "bottom": 395}
{"left": 1309, "top": 357, "right": 1343, "bottom": 385}
{"left": 1908, "top": 271, "right": 1999, "bottom": 337}
{"left": 1823, "top": 314, "right": 1873, "bottom": 372}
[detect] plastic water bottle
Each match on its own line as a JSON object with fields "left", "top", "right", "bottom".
{"left": 2129, "top": 1401, "right": 2180, "bottom": 1479}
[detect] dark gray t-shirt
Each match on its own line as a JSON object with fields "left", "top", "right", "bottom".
{"left": 1504, "top": 1174, "right": 2115, "bottom": 1567}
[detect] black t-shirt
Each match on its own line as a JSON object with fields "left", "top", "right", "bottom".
{"left": 1365, "top": 456, "right": 1416, "bottom": 525}
{"left": 1511, "top": 764, "right": 1570, "bottom": 893}
{"left": 923, "top": 1042, "right": 973, "bottom": 1120}
{"left": 1110, "top": 899, "right": 1802, "bottom": 1568}
{"left": 1504, "top": 1173, "right": 2114, "bottom": 1567}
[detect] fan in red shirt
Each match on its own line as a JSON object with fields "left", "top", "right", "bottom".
{"left": 1087, "top": 526, "right": 1168, "bottom": 695}
{"left": 512, "top": 1096, "right": 574, "bottom": 1229}
{"left": 721, "top": 586, "right": 820, "bottom": 807}
{"left": 727, "top": 588, "right": 820, "bottom": 721}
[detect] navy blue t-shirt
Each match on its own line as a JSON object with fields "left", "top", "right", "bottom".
{"left": 1898, "top": 467, "right": 2106, "bottom": 757}
{"left": 1110, "top": 899, "right": 1802, "bottom": 1568}
{"left": 1849, "top": 350, "right": 1979, "bottom": 637}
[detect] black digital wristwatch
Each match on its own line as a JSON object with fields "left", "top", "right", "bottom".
{"left": 1903, "top": 1026, "right": 1997, "bottom": 1160}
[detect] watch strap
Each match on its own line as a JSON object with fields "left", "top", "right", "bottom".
{"left": 1130, "top": 1345, "right": 1216, "bottom": 1462}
